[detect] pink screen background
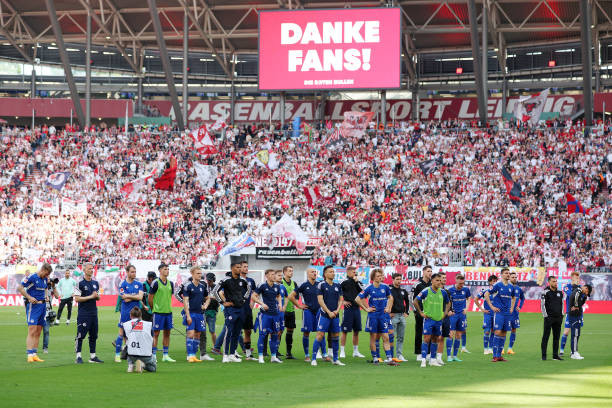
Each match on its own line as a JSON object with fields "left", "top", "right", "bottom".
{"left": 259, "top": 8, "right": 401, "bottom": 91}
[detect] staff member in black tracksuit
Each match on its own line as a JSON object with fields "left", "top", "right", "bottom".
{"left": 540, "top": 276, "right": 564, "bottom": 361}
{"left": 411, "top": 265, "right": 432, "bottom": 360}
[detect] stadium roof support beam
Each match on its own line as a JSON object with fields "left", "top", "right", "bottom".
{"left": 468, "top": 0, "right": 487, "bottom": 125}
{"left": 45, "top": 0, "right": 85, "bottom": 127}
{"left": 77, "top": 0, "right": 140, "bottom": 74}
{"left": 176, "top": 0, "right": 233, "bottom": 79}
{"left": 489, "top": 0, "right": 507, "bottom": 74}
{"left": 581, "top": 0, "right": 593, "bottom": 127}
{"left": 148, "top": 0, "right": 184, "bottom": 130}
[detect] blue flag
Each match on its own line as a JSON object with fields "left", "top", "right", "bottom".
{"left": 45, "top": 171, "right": 71, "bottom": 191}
{"left": 292, "top": 116, "right": 301, "bottom": 138}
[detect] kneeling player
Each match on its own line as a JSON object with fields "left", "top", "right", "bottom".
{"left": 311, "top": 266, "right": 344, "bottom": 366}
{"left": 123, "top": 307, "right": 156, "bottom": 373}
{"left": 355, "top": 268, "right": 397, "bottom": 366}
{"left": 182, "top": 266, "right": 210, "bottom": 363}
{"left": 413, "top": 273, "right": 450, "bottom": 367}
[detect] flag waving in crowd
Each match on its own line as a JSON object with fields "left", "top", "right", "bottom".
{"left": 46, "top": 171, "right": 71, "bottom": 191}
{"left": 419, "top": 157, "right": 443, "bottom": 176}
{"left": 303, "top": 186, "right": 335, "bottom": 208}
{"left": 218, "top": 232, "right": 256, "bottom": 257}
{"left": 189, "top": 125, "right": 217, "bottom": 157}
{"left": 94, "top": 167, "right": 105, "bottom": 190}
{"left": 193, "top": 162, "right": 218, "bottom": 189}
{"left": 155, "top": 156, "right": 178, "bottom": 191}
{"left": 566, "top": 193, "right": 590, "bottom": 215}
{"left": 120, "top": 169, "right": 157, "bottom": 202}
{"left": 514, "top": 88, "right": 550, "bottom": 126}
{"left": 501, "top": 166, "right": 523, "bottom": 207}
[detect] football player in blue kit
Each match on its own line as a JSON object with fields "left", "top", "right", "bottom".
{"left": 477, "top": 275, "right": 498, "bottom": 354}
{"left": 17, "top": 263, "right": 55, "bottom": 363}
{"left": 311, "top": 265, "right": 344, "bottom": 366}
{"left": 447, "top": 274, "right": 483, "bottom": 362}
{"left": 355, "top": 268, "right": 398, "bottom": 366}
{"left": 182, "top": 266, "right": 210, "bottom": 363}
{"left": 484, "top": 268, "right": 516, "bottom": 362}
{"left": 115, "top": 264, "right": 143, "bottom": 362}
{"left": 505, "top": 271, "right": 525, "bottom": 355}
{"left": 560, "top": 271, "right": 581, "bottom": 356}
{"left": 288, "top": 268, "right": 328, "bottom": 362}
{"left": 252, "top": 269, "right": 284, "bottom": 364}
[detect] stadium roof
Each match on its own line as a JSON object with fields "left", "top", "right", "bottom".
{"left": 1, "top": 0, "right": 610, "bottom": 80}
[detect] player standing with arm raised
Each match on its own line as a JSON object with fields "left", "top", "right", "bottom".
{"left": 148, "top": 263, "right": 175, "bottom": 362}
{"left": 311, "top": 265, "right": 344, "bottom": 366}
{"left": 484, "top": 268, "right": 516, "bottom": 362}
{"left": 115, "top": 265, "right": 143, "bottom": 362}
{"left": 73, "top": 263, "right": 104, "bottom": 364}
{"left": 17, "top": 263, "right": 53, "bottom": 363}
{"left": 413, "top": 273, "right": 450, "bottom": 368}
{"left": 506, "top": 271, "right": 525, "bottom": 355}
{"left": 355, "top": 268, "right": 398, "bottom": 366}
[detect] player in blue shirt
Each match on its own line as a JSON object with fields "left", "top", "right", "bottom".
{"left": 506, "top": 271, "right": 525, "bottom": 355}
{"left": 476, "top": 275, "right": 498, "bottom": 354}
{"left": 289, "top": 268, "right": 328, "bottom": 362}
{"left": 447, "top": 274, "right": 482, "bottom": 361}
{"left": 355, "top": 268, "right": 397, "bottom": 366}
{"left": 115, "top": 265, "right": 144, "bottom": 362}
{"left": 560, "top": 271, "right": 581, "bottom": 356}
{"left": 73, "top": 263, "right": 104, "bottom": 364}
{"left": 182, "top": 266, "right": 210, "bottom": 363}
{"left": 311, "top": 265, "right": 344, "bottom": 366}
{"left": 413, "top": 273, "right": 450, "bottom": 367}
{"left": 252, "top": 269, "right": 283, "bottom": 364}
{"left": 484, "top": 268, "right": 516, "bottom": 362}
{"left": 17, "top": 263, "right": 54, "bottom": 363}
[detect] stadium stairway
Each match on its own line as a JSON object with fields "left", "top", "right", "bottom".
{"left": 23, "top": 168, "right": 42, "bottom": 189}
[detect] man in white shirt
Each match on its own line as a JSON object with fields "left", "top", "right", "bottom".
{"left": 122, "top": 307, "right": 156, "bottom": 373}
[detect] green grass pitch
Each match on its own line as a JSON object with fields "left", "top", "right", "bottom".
{"left": 1, "top": 307, "right": 611, "bottom": 407}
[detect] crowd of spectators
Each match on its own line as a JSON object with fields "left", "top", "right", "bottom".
{"left": 0, "top": 117, "right": 610, "bottom": 269}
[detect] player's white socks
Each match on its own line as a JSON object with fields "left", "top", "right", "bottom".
{"left": 90, "top": 353, "right": 96, "bottom": 359}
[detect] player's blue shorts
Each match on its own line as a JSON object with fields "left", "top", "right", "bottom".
{"left": 449, "top": 313, "right": 467, "bottom": 331}
{"left": 483, "top": 312, "right": 493, "bottom": 330}
{"left": 276, "top": 312, "right": 285, "bottom": 331}
{"left": 493, "top": 312, "right": 512, "bottom": 331}
{"left": 26, "top": 303, "right": 46, "bottom": 326}
{"left": 365, "top": 312, "right": 390, "bottom": 333}
{"left": 153, "top": 313, "right": 173, "bottom": 331}
{"left": 564, "top": 314, "right": 583, "bottom": 328}
{"left": 183, "top": 312, "right": 206, "bottom": 332}
{"left": 118, "top": 305, "right": 139, "bottom": 327}
{"left": 257, "top": 312, "right": 281, "bottom": 334}
{"left": 317, "top": 313, "right": 340, "bottom": 333}
{"left": 341, "top": 306, "right": 362, "bottom": 332}
{"left": 511, "top": 312, "right": 520, "bottom": 329}
{"left": 423, "top": 318, "right": 442, "bottom": 336}
{"left": 301, "top": 309, "right": 319, "bottom": 333}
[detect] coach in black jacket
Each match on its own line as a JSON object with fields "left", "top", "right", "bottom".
{"left": 540, "top": 276, "right": 564, "bottom": 360}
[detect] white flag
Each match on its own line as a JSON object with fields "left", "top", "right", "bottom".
{"left": 514, "top": 88, "right": 549, "bottom": 126}
{"left": 193, "top": 162, "right": 217, "bottom": 189}
{"left": 269, "top": 214, "right": 309, "bottom": 254}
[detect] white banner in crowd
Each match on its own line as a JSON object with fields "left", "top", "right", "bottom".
{"left": 61, "top": 197, "right": 87, "bottom": 215}
{"left": 32, "top": 197, "right": 60, "bottom": 216}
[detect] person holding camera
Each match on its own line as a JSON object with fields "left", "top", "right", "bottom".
{"left": 17, "top": 263, "right": 54, "bottom": 363}
{"left": 123, "top": 307, "right": 156, "bottom": 373}
{"left": 55, "top": 270, "right": 76, "bottom": 325}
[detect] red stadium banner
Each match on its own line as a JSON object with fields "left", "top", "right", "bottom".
{"left": 143, "top": 94, "right": 584, "bottom": 124}
{"left": 258, "top": 8, "right": 401, "bottom": 91}
{"left": 0, "top": 98, "right": 133, "bottom": 118}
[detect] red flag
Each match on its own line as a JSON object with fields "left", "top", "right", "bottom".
{"left": 189, "top": 125, "right": 217, "bottom": 157}
{"left": 94, "top": 167, "right": 105, "bottom": 190}
{"left": 155, "top": 157, "right": 178, "bottom": 191}
{"left": 303, "top": 186, "right": 335, "bottom": 208}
